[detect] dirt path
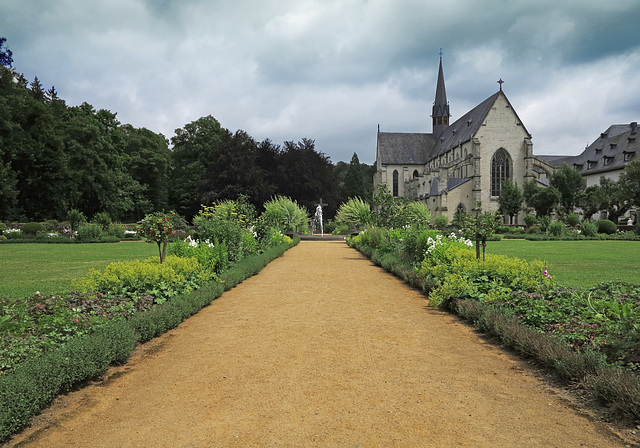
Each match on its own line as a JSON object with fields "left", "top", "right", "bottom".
{"left": 4, "top": 241, "right": 629, "bottom": 447}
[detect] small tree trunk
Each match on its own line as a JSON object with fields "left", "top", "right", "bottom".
{"left": 160, "top": 241, "right": 168, "bottom": 263}
{"left": 482, "top": 239, "right": 487, "bottom": 262}
{"left": 475, "top": 240, "right": 481, "bottom": 260}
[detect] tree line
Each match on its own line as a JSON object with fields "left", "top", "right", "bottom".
{"left": 0, "top": 38, "right": 374, "bottom": 223}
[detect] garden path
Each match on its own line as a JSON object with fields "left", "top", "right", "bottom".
{"left": 4, "top": 241, "right": 628, "bottom": 447}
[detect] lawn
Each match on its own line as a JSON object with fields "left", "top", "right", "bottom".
{"left": 486, "top": 240, "right": 639, "bottom": 287}
{"left": 0, "top": 242, "right": 158, "bottom": 299}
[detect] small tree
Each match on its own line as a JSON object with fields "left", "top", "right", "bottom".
{"left": 463, "top": 203, "right": 502, "bottom": 261}
{"left": 498, "top": 179, "right": 523, "bottom": 224}
{"left": 137, "top": 211, "right": 177, "bottom": 263}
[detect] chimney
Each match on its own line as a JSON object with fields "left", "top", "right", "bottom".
{"left": 631, "top": 122, "right": 638, "bottom": 134}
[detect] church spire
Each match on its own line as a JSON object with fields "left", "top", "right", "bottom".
{"left": 432, "top": 50, "right": 450, "bottom": 138}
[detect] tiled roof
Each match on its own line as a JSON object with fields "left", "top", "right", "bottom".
{"left": 545, "top": 123, "right": 639, "bottom": 175}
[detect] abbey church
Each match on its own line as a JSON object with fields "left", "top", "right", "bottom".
{"left": 373, "top": 56, "right": 554, "bottom": 221}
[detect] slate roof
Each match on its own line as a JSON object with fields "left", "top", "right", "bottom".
{"left": 545, "top": 123, "right": 639, "bottom": 175}
{"left": 377, "top": 132, "right": 436, "bottom": 165}
{"left": 377, "top": 91, "right": 529, "bottom": 167}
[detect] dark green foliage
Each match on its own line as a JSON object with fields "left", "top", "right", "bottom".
{"left": 21, "top": 222, "right": 45, "bottom": 236}
{"left": 550, "top": 163, "right": 586, "bottom": 213}
{"left": 498, "top": 179, "right": 524, "bottom": 224}
{"left": 597, "top": 219, "right": 617, "bottom": 235}
{"left": 76, "top": 223, "right": 103, "bottom": 242}
{"left": 581, "top": 221, "right": 598, "bottom": 237}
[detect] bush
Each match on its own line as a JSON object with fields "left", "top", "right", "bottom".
{"left": 548, "top": 220, "right": 565, "bottom": 237}
{"left": 76, "top": 223, "right": 104, "bottom": 242}
{"left": 564, "top": 212, "right": 580, "bottom": 228}
{"left": 106, "top": 223, "right": 125, "bottom": 239}
{"left": 524, "top": 214, "right": 538, "bottom": 228}
{"left": 0, "top": 223, "right": 6, "bottom": 235}
{"left": 91, "top": 212, "right": 112, "bottom": 231}
{"left": 581, "top": 220, "right": 598, "bottom": 237}
{"left": 597, "top": 219, "right": 617, "bottom": 235}
{"left": 72, "top": 256, "right": 212, "bottom": 304}
{"left": 21, "top": 222, "right": 45, "bottom": 236}
{"left": 335, "top": 197, "right": 372, "bottom": 229}
{"left": 433, "top": 215, "right": 448, "bottom": 229}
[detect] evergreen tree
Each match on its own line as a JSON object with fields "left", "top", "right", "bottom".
{"left": 0, "top": 37, "right": 12, "bottom": 67}
{"left": 343, "top": 152, "right": 367, "bottom": 200}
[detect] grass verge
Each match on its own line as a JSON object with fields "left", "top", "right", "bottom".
{"left": 486, "top": 240, "right": 640, "bottom": 287}
{"left": 0, "top": 242, "right": 158, "bottom": 299}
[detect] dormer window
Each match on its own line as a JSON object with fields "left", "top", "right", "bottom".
{"left": 595, "top": 148, "right": 602, "bottom": 154}
{"left": 601, "top": 133, "right": 608, "bottom": 138}
{"left": 624, "top": 151, "right": 636, "bottom": 161}
{"left": 603, "top": 156, "right": 613, "bottom": 166}
{"left": 610, "top": 143, "right": 617, "bottom": 150}
{"left": 573, "top": 163, "right": 583, "bottom": 171}
{"left": 587, "top": 160, "right": 597, "bottom": 169}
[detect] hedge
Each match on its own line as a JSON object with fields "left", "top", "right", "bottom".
{"left": 0, "top": 237, "right": 298, "bottom": 443}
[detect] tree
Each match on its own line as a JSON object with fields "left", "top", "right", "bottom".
{"left": 343, "top": 152, "right": 367, "bottom": 200}
{"left": 550, "top": 163, "right": 585, "bottom": 214}
{"left": 576, "top": 184, "right": 604, "bottom": 220}
{"left": 619, "top": 158, "right": 640, "bottom": 209}
{"left": 524, "top": 179, "right": 560, "bottom": 217}
{"left": 0, "top": 37, "right": 12, "bottom": 67}
{"left": 463, "top": 202, "right": 502, "bottom": 261}
{"left": 498, "top": 179, "right": 523, "bottom": 224}
{"left": 137, "top": 211, "right": 177, "bottom": 263}
{"left": 599, "top": 177, "right": 629, "bottom": 223}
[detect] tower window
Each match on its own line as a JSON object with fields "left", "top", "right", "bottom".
{"left": 491, "top": 149, "right": 511, "bottom": 196}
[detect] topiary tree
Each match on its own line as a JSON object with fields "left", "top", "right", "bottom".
{"left": 596, "top": 219, "right": 617, "bottom": 235}
{"left": 137, "top": 211, "right": 177, "bottom": 263}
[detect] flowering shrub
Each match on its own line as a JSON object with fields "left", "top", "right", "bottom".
{"left": 170, "top": 235, "right": 229, "bottom": 274}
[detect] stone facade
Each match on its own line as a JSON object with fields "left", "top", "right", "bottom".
{"left": 374, "top": 62, "right": 553, "bottom": 222}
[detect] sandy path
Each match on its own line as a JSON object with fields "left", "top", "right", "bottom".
{"left": 4, "top": 241, "right": 626, "bottom": 447}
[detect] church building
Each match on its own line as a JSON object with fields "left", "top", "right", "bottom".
{"left": 373, "top": 56, "right": 554, "bottom": 222}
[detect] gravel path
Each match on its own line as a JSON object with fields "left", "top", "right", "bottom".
{"left": 4, "top": 241, "right": 627, "bottom": 447}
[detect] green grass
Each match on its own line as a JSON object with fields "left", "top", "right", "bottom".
{"left": 486, "top": 240, "right": 640, "bottom": 287}
{"left": 0, "top": 242, "right": 158, "bottom": 299}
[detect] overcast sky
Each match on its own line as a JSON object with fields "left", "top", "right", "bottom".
{"left": 2, "top": 0, "right": 640, "bottom": 164}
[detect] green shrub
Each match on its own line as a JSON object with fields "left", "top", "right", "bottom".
{"left": 564, "top": 212, "right": 580, "bottom": 228}
{"left": 170, "top": 236, "right": 230, "bottom": 274}
{"left": 548, "top": 220, "right": 565, "bottom": 237}
{"left": 433, "top": 215, "right": 448, "bottom": 229}
{"left": 581, "top": 220, "right": 598, "bottom": 237}
{"left": 21, "top": 222, "right": 45, "bottom": 236}
{"left": 0, "top": 223, "right": 6, "bottom": 235}
{"left": 597, "top": 219, "right": 617, "bottom": 235}
{"left": 538, "top": 215, "right": 552, "bottom": 232}
{"left": 72, "top": 256, "right": 212, "bottom": 304}
{"left": 91, "top": 212, "right": 112, "bottom": 231}
{"left": 397, "top": 201, "right": 431, "bottom": 228}
{"left": 524, "top": 214, "right": 538, "bottom": 228}
{"left": 261, "top": 195, "right": 308, "bottom": 233}
{"left": 106, "top": 223, "right": 125, "bottom": 239}
{"left": 335, "top": 197, "right": 372, "bottom": 229}
{"left": 66, "top": 209, "right": 86, "bottom": 233}
{"left": 77, "top": 223, "right": 104, "bottom": 242}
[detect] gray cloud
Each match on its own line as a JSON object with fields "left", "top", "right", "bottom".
{"left": 2, "top": 0, "right": 639, "bottom": 164}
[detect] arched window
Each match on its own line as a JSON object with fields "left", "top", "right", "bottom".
{"left": 392, "top": 170, "right": 399, "bottom": 197}
{"left": 456, "top": 203, "right": 466, "bottom": 214}
{"left": 491, "top": 149, "right": 511, "bottom": 196}
{"left": 413, "top": 169, "right": 420, "bottom": 179}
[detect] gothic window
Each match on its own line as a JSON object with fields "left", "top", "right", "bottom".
{"left": 491, "top": 149, "right": 511, "bottom": 196}
{"left": 456, "top": 203, "right": 466, "bottom": 214}
{"left": 392, "top": 170, "right": 399, "bottom": 197}
{"left": 413, "top": 169, "right": 420, "bottom": 179}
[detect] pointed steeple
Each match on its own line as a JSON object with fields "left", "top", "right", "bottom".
{"left": 431, "top": 51, "right": 450, "bottom": 138}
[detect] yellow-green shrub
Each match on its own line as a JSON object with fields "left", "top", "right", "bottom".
{"left": 73, "top": 256, "right": 212, "bottom": 303}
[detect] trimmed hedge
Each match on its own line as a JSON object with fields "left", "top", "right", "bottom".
{"left": 0, "top": 237, "right": 298, "bottom": 443}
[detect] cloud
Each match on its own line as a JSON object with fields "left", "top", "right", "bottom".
{"left": 1, "top": 0, "right": 640, "bottom": 164}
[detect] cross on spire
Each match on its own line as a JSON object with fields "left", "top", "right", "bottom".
{"left": 498, "top": 78, "right": 505, "bottom": 91}
{"left": 439, "top": 48, "right": 443, "bottom": 59}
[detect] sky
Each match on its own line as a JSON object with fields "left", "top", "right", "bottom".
{"left": 2, "top": 0, "right": 640, "bottom": 164}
